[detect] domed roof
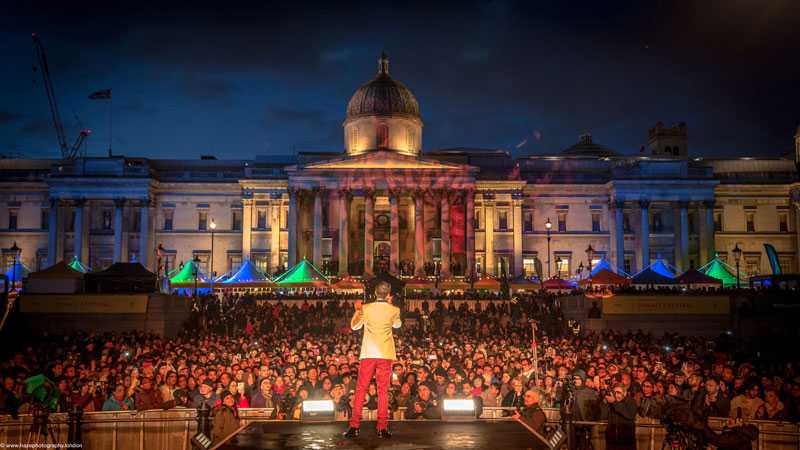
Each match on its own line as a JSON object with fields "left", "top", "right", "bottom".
{"left": 346, "top": 53, "right": 420, "bottom": 120}
{"left": 562, "top": 133, "right": 619, "bottom": 157}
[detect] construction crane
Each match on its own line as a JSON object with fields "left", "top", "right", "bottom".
{"left": 32, "top": 33, "right": 90, "bottom": 161}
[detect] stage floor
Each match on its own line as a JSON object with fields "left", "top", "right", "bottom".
{"left": 219, "top": 420, "right": 541, "bottom": 450}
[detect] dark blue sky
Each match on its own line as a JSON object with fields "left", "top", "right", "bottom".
{"left": 1, "top": 0, "right": 798, "bottom": 160}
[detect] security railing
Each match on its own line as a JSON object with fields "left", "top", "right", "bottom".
{"left": 1, "top": 407, "right": 798, "bottom": 449}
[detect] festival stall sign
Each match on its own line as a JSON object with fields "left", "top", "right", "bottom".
{"left": 579, "top": 269, "right": 630, "bottom": 287}
{"left": 438, "top": 278, "right": 469, "bottom": 291}
{"left": 541, "top": 278, "right": 576, "bottom": 290}
{"left": 698, "top": 257, "right": 741, "bottom": 288}
{"left": 676, "top": 269, "right": 722, "bottom": 288}
{"left": 602, "top": 295, "right": 730, "bottom": 315}
{"left": 331, "top": 276, "right": 365, "bottom": 291}
{"left": 168, "top": 259, "right": 212, "bottom": 288}
{"left": 404, "top": 277, "right": 435, "bottom": 290}
{"left": 473, "top": 277, "right": 502, "bottom": 291}
{"left": 67, "top": 256, "right": 90, "bottom": 273}
{"left": 273, "top": 259, "right": 329, "bottom": 288}
{"left": 509, "top": 275, "right": 539, "bottom": 291}
{"left": 24, "top": 260, "right": 85, "bottom": 294}
{"left": 221, "top": 259, "right": 272, "bottom": 288}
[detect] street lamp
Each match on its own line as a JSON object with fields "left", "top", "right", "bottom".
{"left": 156, "top": 243, "right": 165, "bottom": 291}
{"left": 732, "top": 243, "right": 742, "bottom": 289}
{"left": 9, "top": 242, "right": 21, "bottom": 289}
{"left": 545, "top": 218, "right": 552, "bottom": 279}
{"left": 192, "top": 254, "right": 201, "bottom": 301}
{"left": 209, "top": 218, "right": 217, "bottom": 290}
{"left": 577, "top": 262, "right": 584, "bottom": 277}
{"left": 585, "top": 244, "right": 595, "bottom": 290}
{"left": 556, "top": 257, "right": 563, "bottom": 279}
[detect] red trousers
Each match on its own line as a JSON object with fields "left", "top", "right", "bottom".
{"left": 349, "top": 358, "right": 392, "bottom": 430}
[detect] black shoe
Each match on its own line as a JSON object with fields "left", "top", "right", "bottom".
{"left": 377, "top": 429, "right": 392, "bottom": 439}
{"left": 343, "top": 427, "right": 360, "bottom": 438}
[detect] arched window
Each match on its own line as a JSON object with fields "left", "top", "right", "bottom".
{"left": 377, "top": 123, "right": 389, "bottom": 149}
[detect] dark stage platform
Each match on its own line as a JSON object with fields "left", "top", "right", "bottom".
{"left": 218, "top": 420, "right": 543, "bottom": 450}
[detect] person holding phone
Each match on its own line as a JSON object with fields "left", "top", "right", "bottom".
{"left": 343, "top": 281, "right": 401, "bottom": 439}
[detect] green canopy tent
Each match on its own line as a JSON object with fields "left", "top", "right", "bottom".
{"left": 67, "top": 256, "right": 91, "bottom": 273}
{"left": 169, "top": 259, "right": 211, "bottom": 288}
{"left": 698, "top": 257, "right": 740, "bottom": 288}
{"left": 274, "top": 258, "right": 330, "bottom": 289}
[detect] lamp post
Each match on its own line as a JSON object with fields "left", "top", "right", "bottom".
{"left": 545, "top": 218, "right": 552, "bottom": 279}
{"left": 192, "top": 255, "right": 201, "bottom": 301}
{"left": 209, "top": 219, "right": 216, "bottom": 294}
{"left": 577, "top": 262, "right": 584, "bottom": 280}
{"left": 9, "top": 242, "right": 21, "bottom": 289}
{"left": 585, "top": 244, "right": 595, "bottom": 290}
{"left": 156, "top": 243, "right": 165, "bottom": 291}
{"left": 556, "top": 257, "right": 563, "bottom": 279}
{"left": 732, "top": 243, "right": 742, "bottom": 289}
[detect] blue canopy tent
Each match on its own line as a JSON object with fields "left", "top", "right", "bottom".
{"left": 222, "top": 260, "right": 271, "bottom": 288}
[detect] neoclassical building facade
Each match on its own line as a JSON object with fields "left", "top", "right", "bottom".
{"left": 2, "top": 55, "right": 800, "bottom": 281}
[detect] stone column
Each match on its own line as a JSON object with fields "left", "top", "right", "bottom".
{"left": 465, "top": 190, "right": 475, "bottom": 277}
{"left": 793, "top": 190, "right": 800, "bottom": 271}
{"left": 47, "top": 198, "right": 58, "bottom": 266}
{"left": 612, "top": 199, "right": 624, "bottom": 272}
{"left": 414, "top": 191, "right": 425, "bottom": 276}
{"left": 512, "top": 192, "right": 523, "bottom": 277}
{"left": 270, "top": 194, "right": 281, "bottom": 271}
{"left": 364, "top": 191, "right": 375, "bottom": 276}
{"left": 73, "top": 199, "right": 85, "bottom": 263}
{"left": 439, "top": 192, "right": 451, "bottom": 277}
{"left": 338, "top": 191, "right": 350, "bottom": 276}
{"left": 312, "top": 188, "right": 323, "bottom": 267}
{"left": 676, "top": 201, "right": 690, "bottom": 270}
{"left": 484, "top": 194, "right": 495, "bottom": 276}
{"left": 639, "top": 199, "right": 650, "bottom": 270}
{"left": 138, "top": 200, "right": 150, "bottom": 269}
{"left": 113, "top": 198, "right": 125, "bottom": 263}
{"left": 700, "top": 200, "right": 716, "bottom": 265}
{"left": 242, "top": 197, "right": 253, "bottom": 261}
{"left": 288, "top": 189, "right": 298, "bottom": 267}
{"left": 390, "top": 192, "right": 400, "bottom": 275}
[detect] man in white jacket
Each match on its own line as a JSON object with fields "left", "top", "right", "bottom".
{"left": 343, "top": 281, "right": 402, "bottom": 439}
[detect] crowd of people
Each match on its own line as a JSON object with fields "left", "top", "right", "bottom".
{"left": 1, "top": 290, "right": 798, "bottom": 446}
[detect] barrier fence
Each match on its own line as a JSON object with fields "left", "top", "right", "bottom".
{"left": 2, "top": 407, "right": 798, "bottom": 449}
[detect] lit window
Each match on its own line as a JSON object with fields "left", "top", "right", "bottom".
{"left": 193, "top": 252, "right": 210, "bottom": 275}
{"left": 229, "top": 254, "right": 243, "bottom": 273}
{"left": 257, "top": 209, "right": 267, "bottom": 229}
{"left": 498, "top": 211, "right": 508, "bottom": 231}
{"left": 778, "top": 255, "right": 794, "bottom": 273}
{"left": 744, "top": 254, "right": 760, "bottom": 277}
{"left": 555, "top": 255, "right": 570, "bottom": 278}
{"left": 523, "top": 257, "right": 537, "bottom": 277}
{"left": 252, "top": 252, "right": 269, "bottom": 274}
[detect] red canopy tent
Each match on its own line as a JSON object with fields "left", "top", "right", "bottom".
{"left": 579, "top": 269, "right": 629, "bottom": 287}
{"left": 542, "top": 278, "right": 576, "bottom": 290}
{"left": 473, "top": 277, "right": 501, "bottom": 290}
{"left": 331, "top": 276, "right": 365, "bottom": 291}
{"left": 676, "top": 269, "right": 722, "bottom": 287}
{"left": 404, "top": 277, "right": 435, "bottom": 290}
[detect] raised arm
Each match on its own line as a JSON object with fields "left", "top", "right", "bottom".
{"left": 350, "top": 300, "right": 364, "bottom": 330}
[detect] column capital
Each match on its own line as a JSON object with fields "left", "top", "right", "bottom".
{"left": 481, "top": 191, "right": 495, "bottom": 201}
{"left": 511, "top": 190, "right": 524, "bottom": 201}
{"left": 638, "top": 199, "right": 650, "bottom": 209}
{"left": 610, "top": 198, "right": 625, "bottom": 210}
{"left": 269, "top": 191, "right": 284, "bottom": 200}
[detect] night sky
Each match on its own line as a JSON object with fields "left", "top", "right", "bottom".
{"left": 1, "top": 0, "right": 799, "bottom": 160}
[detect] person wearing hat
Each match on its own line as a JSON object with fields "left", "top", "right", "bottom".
{"left": 211, "top": 391, "right": 240, "bottom": 446}
{"left": 190, "top": 379, "right": 220, "bottom": 409}
{"left": 343, "top": 281, "right": 402, "bottom": 439}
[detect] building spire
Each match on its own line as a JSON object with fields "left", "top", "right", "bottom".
{"left": 378, "top": 52, "right": 389, "bottom": 76}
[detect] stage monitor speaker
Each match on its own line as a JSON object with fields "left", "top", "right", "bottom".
{"left": 441, "top": 399, "right": 477, "bottom": 421}
{"left": 301, "top": 400, "right": 335, "bottom": 422}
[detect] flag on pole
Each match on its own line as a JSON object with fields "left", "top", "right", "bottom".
{"left": 88, "top": 89, "right": 112, "bottom": 100}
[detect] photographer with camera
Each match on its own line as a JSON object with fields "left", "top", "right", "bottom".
{"left": 600, "top": 384, "right": 637, "bottom": 450}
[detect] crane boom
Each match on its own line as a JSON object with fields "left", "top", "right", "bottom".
{"left": 32, "top": 33, "right": 88, "bottom": 160}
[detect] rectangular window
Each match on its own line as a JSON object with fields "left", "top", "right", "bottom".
{"left": 102, "top": 210, "right": 113, "bottom": 230}
{"left": 281, "top": 205, "right": 288, "bottom": 229}
{"left": 555, "top": 254, "right": 570, "bottom": 278}
{"left": 193, "top": 252, "right": 210, "bottom": 275}
{"left": 778, "top": 213, "right": 788, "bottom": 233}
{"left": 279, "top": 252, "right": 289, "bottom": 272}
{"left": 130, "top": 210, "right": 140, "bottom": 232}
{"left": 41, "top": 209, "right": 48, "bottom": 230}
{"left": 252, "top": 252, "right": 269, "bottom": 275}
{"left": 557, "top": 212, "right": 567, "bottom": 232}
{"left": 257, "top": 209, "right": 267, "bottom": 229}
{"left": 623, "top": 213, "right": 631, "bottom": 234}
{"left": 36, "top": 250, "right": 48, "bottom": 271}
{"left": 496, "top": 255, "right": 511, "bottom": 277}
{"left": 198, "top": 210, "right": 208, "bottom": 231}
{"left": 778, "top": 255, "right": 794, "bottom": 273}
{"left": 652, "top": 212, "right": 663, "bottom": 233}
{"left": 8, "top": 209, "right": 18, "bottom": 230}
{"left": 163, "top": 209, "right": 174, "bottom": 231}
{"left": 65, "top": 210, "right": 75, "bottom": 233}
{"left": 475, "top": 254, "right": 484, "bottom": 277}
{"left": 523, "top": 211, "right": 533, "bottom": 233}
{"left": 232, "top": 210, "right": 242, "bottom": 231}
{"left": 746, "top": 213, "right": 755, "bottom": 233}
{"left": 498, "top": 210, "right": 508, "bottom": 231}
{"left": 432, "top": 238, "right": 442, "bottom": 258}
{"left": 591, "top": 213, "right": 601, "bottom": 232}
{"left": 744, "top": 253, "right": 760, "bottom": 277}
{"left": 474, "top": 209, "right": 481, "bottom": 229}
{"left": 624, "top": 254, "right": 633, "bottom": 275}
{"left": 523, "top": 257, "right": 537, "bottom": 277}
{"left": 228, "top": 253, "right": 243, "bottom": 274}
{"left": 714, "top": 211, "right": 723, "bottom": 232}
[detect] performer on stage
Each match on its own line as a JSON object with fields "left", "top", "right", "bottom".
{"left": 343, "top": 281, "right": 402, "bottom": 439}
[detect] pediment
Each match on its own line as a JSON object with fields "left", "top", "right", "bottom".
{"left": 299, "top": 151, "right": 472, "bottom": 171}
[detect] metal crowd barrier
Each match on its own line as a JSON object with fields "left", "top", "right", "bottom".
{"left": 1, "top": 407, "right": 798, "bottom": 449}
